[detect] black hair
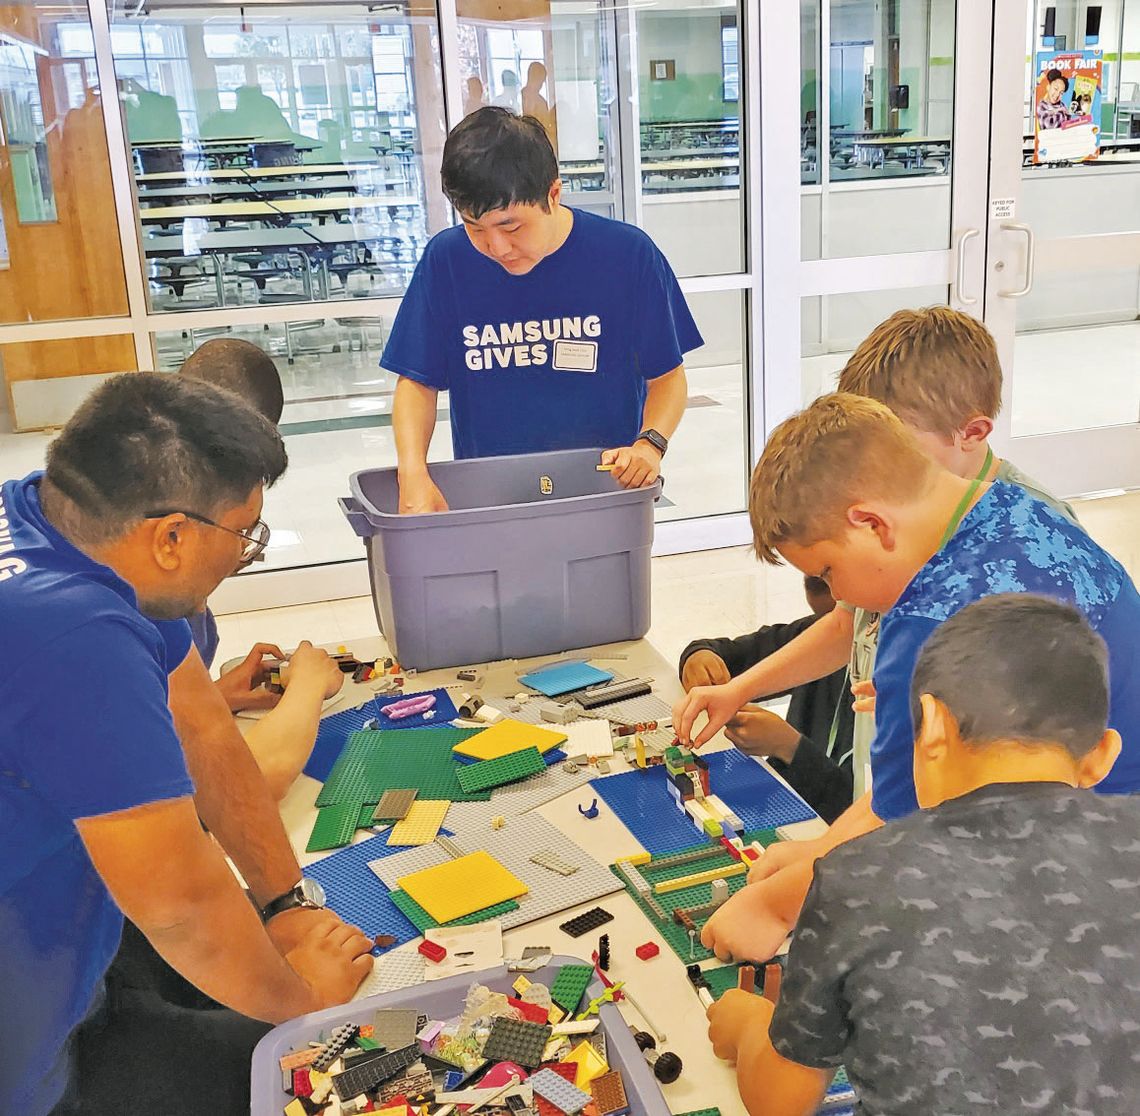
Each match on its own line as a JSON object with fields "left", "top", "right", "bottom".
{"left": 44, "top": 372, "right": 287, "bottom": 544}
{"left": 803, "top": 575, "right": 831, "bottom": 597}
{"left": 911, "top": 594, "right": 1109, "bottom": 758}
{"left": 441, "top": 106, "right": 558, "bottom": 219}
{"left": 179, "top": 338, "right": 284, "bottom": 424}
{"left": 1045, "top": 68, "right": 1069, "bottom": 89}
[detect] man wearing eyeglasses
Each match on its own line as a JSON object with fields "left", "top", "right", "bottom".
{"left": 0, "top": 373, "right": 372, "bottom": 1116}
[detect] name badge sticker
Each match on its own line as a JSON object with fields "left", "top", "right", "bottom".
{"left": 552, "top": 339, "right": 598, "bottom": 373}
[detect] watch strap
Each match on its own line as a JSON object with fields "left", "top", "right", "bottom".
{"left": 637, "top": 428, "right": 668, "bottom": 457}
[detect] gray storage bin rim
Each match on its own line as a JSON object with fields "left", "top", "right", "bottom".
{"left": 249, "top": 954, "right": 672, "bottom": 1116}
{"left": 340, "top": 447, "right": 662, "bottom": 536}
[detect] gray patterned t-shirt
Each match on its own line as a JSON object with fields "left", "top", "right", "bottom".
{"left": 770, "top": 783, "right": 1140, "bottom": 1114}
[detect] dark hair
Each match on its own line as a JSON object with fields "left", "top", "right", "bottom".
{"left": 1045, "top": 68, "right": 1068, "bottom": 89}
{"left": 803, "top": 575, "right": 831, "bottom": 596}
{"left": 44, "top": 372, "right": 287, "bottom": 544}
{"left": 441, "top": 106, "right": 558, "bottom": 219}
{"left": 911, "top": 594, "right": 1109, "bottom": 758}
{"left": 179, "top": 338, "right": 284, "bottom": 424}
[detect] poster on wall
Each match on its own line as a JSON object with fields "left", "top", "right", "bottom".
{"left": 1032, "top": 49, "right": 1103, "bottom": 164}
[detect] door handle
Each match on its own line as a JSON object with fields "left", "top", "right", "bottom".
{"left": 954, "top": 227, "right": 980, "bottom": 306}
{"left": 999, "top": 222, "right": 1035, "bottom": 298}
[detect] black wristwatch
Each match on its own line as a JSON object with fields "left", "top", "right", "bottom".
{"left": 259, "top": 878, "right": 327, "bottom": 923}
{"left": 636, "top": 428, "right": 669, "bottom": 458}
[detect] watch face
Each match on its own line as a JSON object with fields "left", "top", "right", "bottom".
{"left": 299, "top": 878, "right": 326, "bottom": 907}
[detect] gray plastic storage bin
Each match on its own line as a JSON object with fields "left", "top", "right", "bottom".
{"left": 339, "top": 448, "right": 660, "bottom": 670}
{"left": 250, "top": 956, "right": 671, "bottom": 1116}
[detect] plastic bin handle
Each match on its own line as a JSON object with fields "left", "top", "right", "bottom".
{"left": 338, "top": 495, "right": 371, "bottom": 537}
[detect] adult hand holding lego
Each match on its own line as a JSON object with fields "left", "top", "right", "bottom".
{"left": 600, "top": 440, "right": 661, "bottom": 489}
{"left": 681, "top": 649, "right": 731, "bottom": 690}
{"left": 285, "top": 917, "right": 375, "bottom": 1009}
{"left": 283, "top": 641, "right": 345, "bottom": 702}
{"left": 265, "top": 904, "right": 344, "bottom": 955}
{"left": 216, "top": 642, "right": 286, "bottom": 712}
{"left": 673, "top": 676, "right": 752, "bottom": 750}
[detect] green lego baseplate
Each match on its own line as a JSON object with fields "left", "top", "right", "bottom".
{"left": 675, "top": 1109, "right": 722, "bottom": 1116}
{"left": 549, "top": 962, "right": 595, "bottom": 1014}
{"left": 609, "top": 831, "right": 780, "bottom": 965}
{"left": 388, "top": 887, "right": 520, "bottom": 933}
{"left": 455, "top": 746, "right": 547, "bottom": 794}
{"left": 307, "top": 801, "right": 365, "bottom": 852}
{"left": 702, "top": 961, "right": 765, "bottom": 1001}
{"left": 316, "top": 727, "right": 492, "bottom": 808}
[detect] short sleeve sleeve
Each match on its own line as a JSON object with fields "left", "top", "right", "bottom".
{"left": 769, "top": 864, "right": 853, "bottom": 1069}
{"left": 869, "top": 615, "right": 940, "bottom": 822}
{"left": 154, "top": 617, "right": 194, "bottom": 674}
{"left": 10, "top": 617, "right": 193, "bottom": 820}
{"left": 631, "top": 242, "right": 703, "bottom": 380}
{"left": 380, "top": 245, "right": 450, "bottom": 390}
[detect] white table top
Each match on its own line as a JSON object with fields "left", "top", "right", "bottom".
{"left": 265, "top": 634, "right": 825, "bottom": 1115}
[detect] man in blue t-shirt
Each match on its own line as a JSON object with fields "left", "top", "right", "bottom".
{"left": 381, "top": 107, "right": 703, "bottom": 513}
{"left": 0, "top": 374, "right": 372, "bottom": 1116}
{"left": 695, "top": 394, "right": 1140, "bottom": 965}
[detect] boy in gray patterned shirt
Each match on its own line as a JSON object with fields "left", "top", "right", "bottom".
{"left": 706, "top": 594, "right": 1139, "bottom": 1115}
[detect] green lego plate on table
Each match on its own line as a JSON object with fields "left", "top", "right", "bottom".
{"left": 316, "top": 727, "right": 492, "bottom": 808}
{"left": 455, "top": 747, "right": 546, "bottom": 793}
{"left": 610, "top": 832, "right": 780, "bottom": 964}
{"left": 307, "top": 801, "right": 366, "bottom": 852}
{"left": 389, "top": 888, "right": 520, "bottom": 933}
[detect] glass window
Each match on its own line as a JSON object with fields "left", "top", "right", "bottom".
{"left": 109, "top": 4, "right": 446, "bottom": 315}
{"left": 801, "top": 0, "right": 956, "bottom": 260}
{"left": 0, "top": 0, "right": 129, "bottom": 324}
{"left": 636, "top": 1, "right": 745, "bottom": 276}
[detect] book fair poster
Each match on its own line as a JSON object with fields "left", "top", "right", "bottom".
{"left": 1033, "top": 49, "right": 1104, "bottom": 164}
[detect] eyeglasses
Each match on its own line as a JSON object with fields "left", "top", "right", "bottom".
{"left": 145, "top": 509, "right": 271, "bottom": 565}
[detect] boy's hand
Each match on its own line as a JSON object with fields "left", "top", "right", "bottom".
{"left": 600, "top": 442, "right": 662, "bottom": 489}
{"left": 286, "top": 918, "right": 374, "bottom": 1010}
{"left": 748, "top": 837, "right": 819, "bottom": 884}
{"left": 674, "top": 678, "right": 750, "bottom": 749}
{"left": 702, "top": 872, "right": 798, "bottom": 962}
{"left": 707, "top": 989, "right": 774, "bottom": 1063}
{"left": 398, "top": 470, "right": 449, "bottom": 515}
{"left": 216, "top": 642, "right": 286, "bottom": 713}
{"left": 681, "top": 650, "right": 731, "bottom": 691}
{"left": 851, "top": 679, "right": 876, "bottom": 714}
{"left": 284, "top": 641, "right": 345, "bottom": 701}
{"left": 725, "top": 706, "right": 802, "bottom": 763}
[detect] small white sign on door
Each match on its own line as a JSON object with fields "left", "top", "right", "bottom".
{"left": 990, "top": 197, "right": 1016, "bottom": 221}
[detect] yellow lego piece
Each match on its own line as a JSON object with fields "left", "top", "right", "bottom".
{"left": 397, "top": 850, "right": 528, "bottom": 923}
{"left": 634, "top": 735, "right": 646, "bottom": 768}
{"left": 564, "top": 1038, "right": 609, "bottom": 1088}
{"left": 451, "top": 718, "right": 567, "bottom": 761}
{"left": 513, "top": 975, "right": 532, "bottom": 996}
{"left": 285, "top": 1100, "right": 308, "bottom": 1116}
{"left": 616, "top": 852, "right": 652, "bottom": 867}
{"left": 653, "top": 862, "right": 748, "bottom": 895}
{"left": 387, "top": 800, "right": 450, "bottom": 846}
{"left": 548, "top": 1003, "right": 566, "bottom": 1024}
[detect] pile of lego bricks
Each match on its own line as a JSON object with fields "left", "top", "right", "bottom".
{"left": 278, "top": 964, "right": 638, "bottom": 1116}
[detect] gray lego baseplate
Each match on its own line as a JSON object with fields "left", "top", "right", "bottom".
{"left": 368, "top": 812, "right": 622, "bottom": 931}
{"left": 352, "top": 945, "right": 426, "bottom": 1000}
{"left": 437, "top": 762, "right": 598, "bottom": 829}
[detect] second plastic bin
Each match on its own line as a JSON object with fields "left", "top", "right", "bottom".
{"left": 339, "top": 448, "right": 659, "bottom": 671}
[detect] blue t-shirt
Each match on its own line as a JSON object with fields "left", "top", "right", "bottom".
{"left": 186, "top": 606, "right": 219, "bottom": 670}
{"left": 871, "top": 481, "right": 1140, "bottom": 822}
{"left": 0, "top": 473, "right": 195, "bottom": 1116}
{"left": 380, "top": 208, "right": 703, "bottom": 459}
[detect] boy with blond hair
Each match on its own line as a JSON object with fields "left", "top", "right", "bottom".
{"left": 689, "top": 393, "right": 1140, "bottom": 963}
{"left": 676, "top": 307, "right": 1074, "bottom": 805}
{"left": 706, "top": 595, "right": 1140, "bottom": 1116}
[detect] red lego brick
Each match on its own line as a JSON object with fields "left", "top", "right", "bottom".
{"left": 292, "top": 1068, "right": 312, "bottom": 1097}
{"left": 635, "top": 941, "right": 660, "bottom": 960}
{"left": 719, "top": 836, "right": 742, "bottom": 860}
{"left": 507, "top": 996, "right": 551, "bottom": 1024}
{"left": 418, "top": 939, "right": 446, "bottom": 963}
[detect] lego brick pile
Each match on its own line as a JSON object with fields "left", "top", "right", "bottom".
{"left": 277, "top": 966, "right": 637, "bottom": 1116}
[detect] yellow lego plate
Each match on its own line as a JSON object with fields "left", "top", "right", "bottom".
{"left": 397, "top": 850, "right": 529, "bottom": 923}
{"left": 452, "top": 718, "right": 567, "bottom": 761}
{"left": 387, "top": 800, "right": 450, "bottom": 846}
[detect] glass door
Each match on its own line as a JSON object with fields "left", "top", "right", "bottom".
{"left": 984, "top": 0, "right": 1140, "bottom": 495}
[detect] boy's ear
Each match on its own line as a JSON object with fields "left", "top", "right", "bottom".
{"left": 957, "top": 415, "right": 994, "bottom": 450}
{"left": 916, "top": 693, "right": 953, "bottom": 760}
{"left": 1076, "top": 729, "right": 1122, "bottom": 788}
{"left": 846, "top": 504, "right": 895, "bottom": 550}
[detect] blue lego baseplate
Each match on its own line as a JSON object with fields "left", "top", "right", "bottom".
{"left": 590, "top": 749, "right": 817, "bottom": 854}
{"left": 304, "top": 688, "right": 461, "bottom": 781}
{"left": 518, "top": 662, "right": 614, "bottom": 697}
{"left": 302, "top": 831, "right": 447, "bottom": 950}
